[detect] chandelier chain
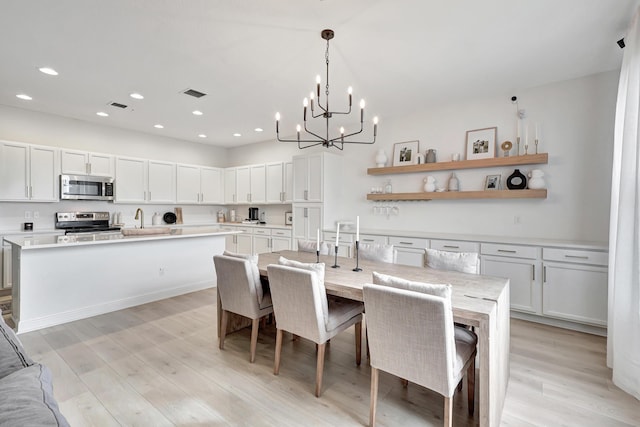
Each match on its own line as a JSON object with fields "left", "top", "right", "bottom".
{"left": 325, "top": 39, "right": 330, "bottom": 97}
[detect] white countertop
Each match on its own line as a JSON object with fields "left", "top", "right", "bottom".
{"left": 3, "top": 226, "right": 239, "bottom": 250}
{"left": 219, "top": 222, "right": 292, "bottom": 230}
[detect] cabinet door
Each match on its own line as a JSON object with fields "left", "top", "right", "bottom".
{"left": 224, "top": 168, "right": 237, "bottom": 204}
{"left": 224, "top": 234, "right": 237, "bottom": 253}
{"left": 266, "top": 162, "right": 284, "bottom": 203}
{"left": 148, "top": 160, "right": 176, "bottom": 203}
{"left": 543, "top": 263, "right": 608, "bottom": 326}
{"left": 272, "top": 236, "right": 291, "bottom": 252}
{"left": 176, "top": 164, "right": 201, "bottom": 204}
{"left": 236, "top": 234, "right": 253, "bottom": 255}
{"left": 201, "top": 167, "right": 223, "bottom": 204}
{"left": 61, "top": 149, "right": 89, "bottom": 175}
{"left": 395, "top": 248, "right": 425, "bottom": 267}
{"left": 292, "top": 156, "right": 308, "bottom": 202}
{"left": 236, "top": 166, "right": 251, "bottom": 203}
{"left": 249, "top": 164, "right": 266, "bottom": 203}
{"left": 306, "top": 153, "right": 323, "bottom": 202}
{"left": 29, "top": 146, "right": 58, "bottom": 201}
{"left": 115, "top": 157, "right": 147, "bottom": 203}
{"left": 0, "top": 142, "right": 29, "bottom": 200}
{"left": 88, "top": 153, "right": 114, "bottom": 176}
{"left": 253, "top": 235, "right": 271, "bottom": 255}
{"left": 283, "top": 161, "right": 293, "bottom": 203}
{"left": 482, "top": 256, "right": 541, "bottom": 314}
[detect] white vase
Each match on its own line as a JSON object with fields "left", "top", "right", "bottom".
{"left": 375, "top": 149, "right": 388, "bottom": 167}
{"left": 423, "top": 176, "right": 436, "bottom": 192}
{"left": 528, "top": 170, "right": 546, "bottom": 189}
{"left": 448, "top": 172, "right": 459, "bottom": 191}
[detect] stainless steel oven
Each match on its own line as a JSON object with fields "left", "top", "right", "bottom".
{"left": 60, "top": 174, "right": 114, "bottom": 201}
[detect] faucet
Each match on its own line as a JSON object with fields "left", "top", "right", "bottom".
{"left": 134, "top": 208, "right": 144, "bottom": 228}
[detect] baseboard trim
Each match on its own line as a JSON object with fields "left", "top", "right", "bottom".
{"left": 511, "top": 311, "right": 607, "bottom": 336}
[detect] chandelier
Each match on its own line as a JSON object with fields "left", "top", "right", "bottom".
{"left": 275, "top": 29, "right": 378, "bottom": 150}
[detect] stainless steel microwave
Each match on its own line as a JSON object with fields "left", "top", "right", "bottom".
{"left": 60, "top": 174, "right": 115, "bottom": 201}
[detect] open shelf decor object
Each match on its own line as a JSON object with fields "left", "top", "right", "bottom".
{"left": 392, "top": 140, "right": 420, "bottom": 166}
{"left": 367, "top": 189, "right": 547, "bottom": 201}
{"left": 274, "top": 29, "right": 378, "bottom": 150}
{"left": 466, "top": 127, "right": 497, "bottom": 160}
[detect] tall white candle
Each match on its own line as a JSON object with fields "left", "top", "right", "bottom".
{"left": 516, "top": 118, "right": 520, "bottom": 139}
{"left": 335, "top": 223, "right": 340, "bottom": 247}
{"left": 316, "top": 229, "right": 320, "bottom": 251}
{"left": 525, "top": 124, "right": 529, "bottom": 145}
{"left": 356, "top": 216, "right": 360, "bottom": 241}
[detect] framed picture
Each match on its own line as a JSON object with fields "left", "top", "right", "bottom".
{"left": 284, "top": 211, "right": 293, "bottom": 225}
{"left": 466, "top": 127, "right": 497, "bottom": 160}
{"left": 485, "top": 174, "right": 501, "bottom": 190}
{"left": 392, "top": 140, "right": 420, "bottom": 166}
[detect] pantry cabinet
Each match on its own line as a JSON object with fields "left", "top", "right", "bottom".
{"left": 0, "top": 141, "right": 58, "bottom": 202}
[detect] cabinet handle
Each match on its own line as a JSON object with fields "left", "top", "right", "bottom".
{"left": 304, "top": 190, "right": 308, "bottom": 200}
{"left": 88, "top": 163, "right": 92, "bottom": 174}
{"left": 363, "top": 239, "right": 375, "bottom": 242}
{"left": 565, "top": 255, "right": 589, "bottom": 260}
{"left": 233, "top": 194, "right": 236, "bottom": 202}
{"left": 144, "top": 191, "right": 147, "bottom": 200}
{"left": 148, "top": 191, "right": 151, "bottom": 200}
{"left": 247, "top": 193, "right": 251, "bottom": 202}
{"left": 543, "top": 266, "right": 547, "bottom": 283}
{"left": 399, "top": 241, "right": 414, "bottom": 245}
{"left": 532, "top": 265, "right": 535, "bottom": 281}
{"left": 444, "top": 245, "right": 459, "bottom": 249}
{"left": 25, "top": 186, "right": 29, "bottom": 198}
{"left": 498, "top": 249, "right": 517, "bottom": 253}
{"left": 304, "top": 208, "right": 308, "bottom": 218}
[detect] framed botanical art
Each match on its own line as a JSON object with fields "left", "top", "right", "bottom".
{"left": 466, "top": 127, "right": 497, "bottom": 160}
{"left": 392, "top": 140, "right": 419, "bottom": 166}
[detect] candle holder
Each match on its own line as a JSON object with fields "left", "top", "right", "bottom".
{"left": 516, "top": 136, "right": 520, "bottom": 156}
{"left": 316, "top": 250, "right": 320, "bottom": 264}
{"left": 332, "top": 245, "right": 340, "bottom": 268}
{"left": 535, "top": 138, "right": 539, "bottom": 154}
{"left": 524, "top": 144, "right": 528, "bottom": 155}
{"left": 352, "top": 240, "right": 362, "bottom": 272}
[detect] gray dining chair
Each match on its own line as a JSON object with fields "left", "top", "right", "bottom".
{"left": 425, "top": 248, "right": 480, "bottom": 274}
{"left": 213, "top": 253, "right": 274, "bottom": 363}
{"left": 364, "top": 272, "right": 477, "bottom": 426}
{"left": 297, "top": 239, "right": 330, "bottom": 255}
{"left": 358, "top": 243, "right": 396, "bottom": 263}
{"left": 267, "top": 259, "right": 364, "bottom": 397}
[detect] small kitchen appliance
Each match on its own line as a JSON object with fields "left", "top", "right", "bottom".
{"left": 248, "top": 207, "right": 259, "bottom": 222}
{"left": 55, "top": 212, "right": 121, "bottom": 234}
{"left": 60, "top": 174, "right": 114, "bottom": 201}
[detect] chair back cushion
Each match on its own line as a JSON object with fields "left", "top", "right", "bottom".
{"left": 363, "top": 282, "right": 458, "bottom": 397}
{"left": 223, "top": 250, "right": 263, "bottom": 302}
{"left": 372, "top": 271, "right": 451, "bottom": 299}
{"left": 425, "top": 248, "right": 479, "bottom": 274}
{"left": 297, "top": 239, "right": 330, "bottom": 255}
{"left": 359, "top": 243, "right": 396, "bottom": 263}
{"left": 267, "top": 264, "right": 328, "bottom": 343}
{"left": 214, "top": 255, "right": 265, "bottom": 318}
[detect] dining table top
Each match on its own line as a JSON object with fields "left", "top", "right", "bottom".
{"left": 257, "top": 250, "right": 509, "bottom": 328}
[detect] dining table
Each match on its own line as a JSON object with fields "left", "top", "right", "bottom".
{"left": 221, "top": 250, "right": 510, "bottom": 427}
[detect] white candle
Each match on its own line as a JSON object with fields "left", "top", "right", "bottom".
{"left": 525, "top": 124, "right": 529, "bottom": 145}
{"left": 516, "top": 118, "right": 520, "bottom": 139}
{"left": 316, "top": 229, "right": 320, "bottom": 251}
{"left": 335, "top": 223, "right": 340, "bottom": 247}
{"left": 356, "top": 216, "right": 360, "bottom": 241}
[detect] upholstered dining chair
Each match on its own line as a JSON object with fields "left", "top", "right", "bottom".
{"left": 267, "top": 258, "right": 364, "bottom": 397}
{"left": 358, "top": 243, "right": 396, "bottom": 263}
{"left": 425, "top": 248, "right": 479, "bottom": 274}
{"left": 213, "top": 253, "right": 274, "bottom": 363}
{"left": 364, "top": 272, "right": 477, "bottom": 427}
{"left": 297, "top": 239, "right": 330, "bottom": 255}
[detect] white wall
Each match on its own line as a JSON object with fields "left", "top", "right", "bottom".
{"left": 228, "top": 70, "right": 619, "bottom": 243}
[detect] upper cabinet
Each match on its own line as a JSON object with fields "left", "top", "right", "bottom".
{"left": 228, "top": 164, "right": 267, "bottom": 204}
{"left": 293, "top": 153, "right": 324, "bottom": 202}
{"left": 115, "top": 156, "right": 177, "bottom": 204}
{"left": 0, "top": 141, "right": 58, "bottom": 202}
{"left": 176, "top": 164, "right": 223, "bottom": 204}
{"left": 224, "top": 168, "right": 237, "bottom": 204}
{"left": 266, "top": 161, "right": 293, "bottom": 203}
{"left": 148, "top": 160, "right": 176, "bottom": 203}
{"left": 61, "top": 149, "right": 114, "bottom": 176}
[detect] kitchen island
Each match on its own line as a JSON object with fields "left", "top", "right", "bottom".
{"left": 4, "top": 226, "right": 239, "bottom": 333}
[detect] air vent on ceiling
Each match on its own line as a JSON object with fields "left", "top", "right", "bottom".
{"left": 110, "top": 102, "right": 128, "bottom": 109}
{"left": 183, "top": 88, "right": 207, "bottom": 98}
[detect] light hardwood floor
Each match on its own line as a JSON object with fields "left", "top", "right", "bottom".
{"left": 16, "top": 289, "right": 640, "bottom": 426}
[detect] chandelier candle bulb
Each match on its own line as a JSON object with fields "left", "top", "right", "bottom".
{"left": 310, "top": 92, "right": 315, "bottom": 110}
{"left": 373, "top": 117, "right": 379, "bottom": 136}
{"left": 303, "top": 98, "right": 308, "bottom": 120}
{"left": 348, "top": 86, "right": 353, "bottom": 106}
{"left": 296, "top": 125, "right": 301, "bottom": 141}
{"left": 360, "top": 99, "right": 365, "bottom": 122}
{"left": 316, "top": 75, "right": 321, "bottom": 97}
{"left": 275, "top": 112, "right": 280, "bottom": 132}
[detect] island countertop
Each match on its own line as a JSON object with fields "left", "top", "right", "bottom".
{"left": 3, "top": 226, "right": 240, "bottom": 250}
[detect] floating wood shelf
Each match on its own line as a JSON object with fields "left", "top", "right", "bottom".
{"left": 366, "top": 189, "right": 547, "bottom": 201}
{"left": 367, "top": 153, "right": 548, "bottom": 175}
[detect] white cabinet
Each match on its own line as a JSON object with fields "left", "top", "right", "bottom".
{"left": 542, "top": 248, "right": 608, "bottom": 326}
{"left": 235, "top": 166, "right": 251, "bottom": 203}
{"left": 253, "top": 228, "right": 271, "bottom": 254}
{"left": 293, "top": 153, "right": 323, "bottom": 202}
{"left": 272, "top": 228, "right": 292, "bottom": 252}
{"left": 323, "top": 231, "right": 353, "bottom": 258}
{"left": 430, "top": 239, "right": 480, "bottom": 253}
{"left": 61, "top": 149, "right": 113, "bottom": 176}
{"left": 389, "top": 236, "right": 429, "bottom": 267}
{"left": 224, "top": 168, "right": 237, "bottom": 204}
{"left": 266, "top": 162, "right": 293, "bottom": 203}
{"left": 234, "top": 165, "right": 266, "bottom": 204}
{"left": 293, "top": 204, "right": 322, "bottom": 245}
{"left": 0, "top": 141, "right": 58, "bottom": 202}
{"left": 115, "top": 156, "right": 176, "bottom": 204}
{"left": 481, "top": 243, "right": 541, "bottom": 314}
{"left": 176, "top": 164, "right": 223, "bottom": 204}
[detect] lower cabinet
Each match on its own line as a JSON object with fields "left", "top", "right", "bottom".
{"left": 223, "top": 226, "right": 291, "bottom": 255}
{"left": 389, "top": 236, "right": 428, "bottom": 267}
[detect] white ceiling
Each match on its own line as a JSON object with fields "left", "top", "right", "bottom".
{"left": 0, "top": 0, "right": 637, "bottom": 148}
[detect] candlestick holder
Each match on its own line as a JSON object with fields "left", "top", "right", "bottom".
{"left": 332, "top": 245, "right": 340, "bottom": 268}
{"left": 524, "top": 144, "right": 528, "bottom": 155}
{"left": 516, "top": 136, "right": 520, "bottom": 156}
{"left": 535, "top": 138, "right": 539, "bottom": 154}
{"left": 352, "top": 240, "right": 362, "bottom": 272}
{"left": 316, "top": 250, "right": 320, "bottom": 264}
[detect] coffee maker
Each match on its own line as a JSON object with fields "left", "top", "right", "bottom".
{"left": 248, "top": 207, "right": 259, "bottom": 222}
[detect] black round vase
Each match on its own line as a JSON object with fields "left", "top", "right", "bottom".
{"left": 506, "top": 169, "right": 527, "bottom": 190}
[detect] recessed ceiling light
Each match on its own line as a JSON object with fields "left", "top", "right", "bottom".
{"left": 16, "top": 94, "right": 32, "bottom": 101}
{"left": 130, "top": 93, "right": 144, "bottom": 100}
{"left": 198, "top": 134, "right": 207, "bottom": 138}
{"left": 254, "top": 128, "right": 264, "bottom": 132}
{"left": 192, "top": 110, "right": 203, "bottom": 116}
{"left": 233, "top": 133, "right": 242, "bottom": 137}
{"left": 38, "top": 67, "right": 58, "bottom": 76}
{"left": 96, "top": 111, "right": 109, "bottom": 117}
{"left": 154, "top": 124, "right": 164, "bottom": 129}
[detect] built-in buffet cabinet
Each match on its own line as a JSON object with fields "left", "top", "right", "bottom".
{"left": 0, "top": 140, "right": 59, "bottom": 202}
{"left": 222, "top": 224, "right": 292, "bottom": 255}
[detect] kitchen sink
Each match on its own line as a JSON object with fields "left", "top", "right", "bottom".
{"left": 121, "top": 227, "right": 172, "bottom": 236}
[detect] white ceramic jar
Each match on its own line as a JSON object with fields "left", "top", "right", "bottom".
{"left": 528, "top": 169, "right": 546, "bottom": 189}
